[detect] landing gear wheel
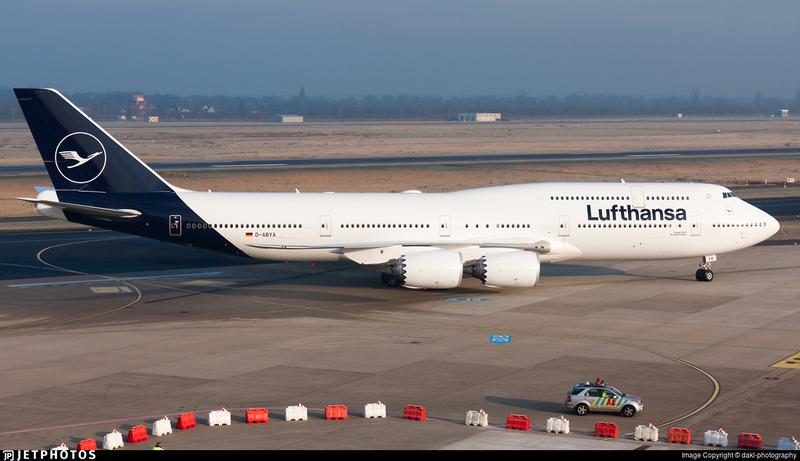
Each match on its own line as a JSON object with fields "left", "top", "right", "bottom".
{"left": 696, "top": 255, "right": 716, "bottom": 282}
{"left": 696, "top": 268, "right": 714, "bottom": 282}
{"left": 575, "top": 403, "right": 589, "bottom": 416}
{"left": 380, "top": 273, "right": 401, "bottom": 288}
{"left": 621, "top": 405, "right": 637, "bottom": 417}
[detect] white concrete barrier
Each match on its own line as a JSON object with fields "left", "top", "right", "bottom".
{"left": 103, "top": 429, "right": 124, "bottom": 450}
{"left": 285, "top": 403, "right": 308, "bottom": 421}
{"left": 546, "top": 416, "right": 570, "bottom": 434}
{"left": 465, "top": 409, "right": 488, "bottom": 427}
{"left": 704, "top": 428, "right": 728, "bottom": 447}
{"left": 777, "top": 437, "right": 799, "bottom": 451}
{"left": 152, "top": 416, "right": 172, "bottom": 436}
{"left": 634, "top": 424, "right": 659, "bottom": 442}
{"left": 364, "top": 401, "right": 386, "bottom": 419}
{"left": 208, "top": 408, "right": 232, "bottom": 426}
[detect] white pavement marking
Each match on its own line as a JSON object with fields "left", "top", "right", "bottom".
{"left": 90, "top": 286, "right": 132, "bottom": 294}
{"left": 8, "top": 271, "right": 227, "bottom": 288}
{"left": 626, "top": 153, "right": 682, "bottom": 158}
{"left": 180, "top": 279, "right": 233, "bottom": 287}
{"left": 440, "top": 429, "right": 652, "bottom": 450}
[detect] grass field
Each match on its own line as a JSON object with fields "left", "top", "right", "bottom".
{"left": 1, "top": 118, "right": 799, "bottom": 165}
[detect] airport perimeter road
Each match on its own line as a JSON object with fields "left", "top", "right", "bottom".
{"left": 0, "top": 231, "right": 798, "bottom": 449}
{"left": 0, "top": 147, "right": 799, "bottom": 176}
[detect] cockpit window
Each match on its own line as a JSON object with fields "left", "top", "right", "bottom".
{"left": 722, "top": 192, "right": 736, "bottom": 198}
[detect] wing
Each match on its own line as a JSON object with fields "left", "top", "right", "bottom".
{"left": 245, "top": 239, "right": 555, "bottom": 265}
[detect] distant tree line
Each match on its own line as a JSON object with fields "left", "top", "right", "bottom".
{"left": 0, "top": 86, "right": 798, "bottom": 121}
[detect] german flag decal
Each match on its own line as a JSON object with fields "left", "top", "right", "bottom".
{"left": 245, "top": 232, "right": 253, "bottom": 237}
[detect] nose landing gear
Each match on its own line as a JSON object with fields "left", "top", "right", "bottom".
{"left": 695, "top": 268, "right": 714, "bottom": 282}
{"left": 695, "top": 255, "right": 716, "bottom": 282}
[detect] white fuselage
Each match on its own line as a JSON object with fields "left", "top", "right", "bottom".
{"left": 18, "top": 88, "right": 781, "bottom": 288}
{"left": 177, "top": 182, "right": 779, "bottom": 265}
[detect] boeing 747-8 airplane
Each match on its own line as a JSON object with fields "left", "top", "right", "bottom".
{"left": 14, "top": 88, "right": 780, "bottom": 288}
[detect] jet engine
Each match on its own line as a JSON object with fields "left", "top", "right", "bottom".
{"left": 471, "top": 251, "right": 540, "bottom": 288}
{"left": 31, "top": 187, "right": 65, "bottom": 220}
{"left": 394, "top": 250, "right": 463, "bottom": 289}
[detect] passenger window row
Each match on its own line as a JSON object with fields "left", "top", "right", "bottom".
{"left": 646, "top": 195, "right": 689, "bottom": 200}
{"left": 551, "top": 195, "right": 690, "bottom": 201}
{"left": 341, "top": 223, "right": 430, "bottom": 229}
{"left": 465, "top": 224, "right": 532, "bottom": 229}
{"left": 551, "top": 196, "right": 630, "bottom": 201}
{"left": 197, "top": 223, "right": 302, "bottom": 229}
{"left": 578, "top": 223, "right": 677, "bottom": 229}
{"left": 713, "top": 222, "right": 767, "bottom": 228}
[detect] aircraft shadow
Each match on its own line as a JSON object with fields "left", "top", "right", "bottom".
{"left": 540, "top": 264, "right": 624, "bottom": 277}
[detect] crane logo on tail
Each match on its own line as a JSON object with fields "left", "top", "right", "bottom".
{"left": 54, "top": 132, "right": 106, "bottom": 184}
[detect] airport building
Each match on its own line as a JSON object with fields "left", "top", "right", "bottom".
{"left": 276, "top": 114, "right": 304, "bottom": 123}
{"left": 457, "top": 112, "right": 502, "bottom": 122}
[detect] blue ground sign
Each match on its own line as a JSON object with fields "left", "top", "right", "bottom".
{"left": 489, "top": 335, "right": 512, "bottom": 344}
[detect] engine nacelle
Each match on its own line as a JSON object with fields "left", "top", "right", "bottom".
{"left": 33, "top": 188, "right": 66, "bottom": 220}
{"left": 395, "top": 250, "right": 463, "bottom": 289}
{"left": 472, "top": 251, "right": 540, "bottom": 288}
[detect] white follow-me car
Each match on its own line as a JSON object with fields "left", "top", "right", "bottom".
{"left": 566, "top": 382, "right": 644, "bottom": 417}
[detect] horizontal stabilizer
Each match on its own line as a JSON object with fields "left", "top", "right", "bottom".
{"left": 17, "top": 197, "right": 141, "bottom": 218}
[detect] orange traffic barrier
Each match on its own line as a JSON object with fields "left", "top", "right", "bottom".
{"left": 176, "top": 412, "right": 196, "bottom": 430}
{"left": 403, "top": 404, "right": 427, "bottom": 422}
{"left": 667, "top": 427, "right": 692, "bottom": 444}
{"left": 594, "top": 421, "right": 619, "bottom": 438}
{"left": 126, "top": 425, "right": 148, "bottom": 443}
{"left": 738, "top": 432, "right": 763, "bottom": 450}
{"left": 325, "top": 405, "right": 348, "bottom": 420}
{"left": 246, "top": 408, "right": 269, "bottom": 424}
{"left": 505, "top": 414, "right": 531, "bottom": 431}
{"left": 75, "top": 439, "right": 97, "bottom": 451}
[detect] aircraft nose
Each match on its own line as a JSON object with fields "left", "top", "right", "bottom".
{"left": 767, "top": 214, "right": 780, "bottom": 237}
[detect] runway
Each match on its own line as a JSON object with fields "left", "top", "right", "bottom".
{"left": 0, "top": 230, "right": 798, "bottom": 449}
{"left": 1, "top": 146, "right": 799, "bottom": 176}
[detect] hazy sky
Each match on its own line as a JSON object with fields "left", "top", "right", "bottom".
{"left": 1, "top": 0, "right": 798, "bottom": 97}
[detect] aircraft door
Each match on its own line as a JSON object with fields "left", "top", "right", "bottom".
{"left": 169, "top": 215, "right": 182, "bottom": 237}
{"left": 603, "top": 391, "right": 620, "bottom": 410}
{"left": 558, "top": 215, "right": 570, "bottom": 237}
{"left": 320, "top": 215, "right": 331, "bottom": 237}
{"left": 631, "top": 186, "right": 645, "bottom": 208}
{"left": 585, "top": 388, "right": 603, "bottom": 410}
{"left": 690, "top": 215, "right": 702, "bottom": 236}
{"left": 439, "top": 215, "right": 451, "bottom": 237}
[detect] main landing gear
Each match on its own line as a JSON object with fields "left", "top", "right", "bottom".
{"left": 380, "top": 273, "right": 401, "bottom": 288}
{"left": 695, "top": 255, "right": 716, "bottom": 282}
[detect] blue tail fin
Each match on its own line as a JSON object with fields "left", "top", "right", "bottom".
{"left": 14, "top": 88, "right": 173, "bottom": 193}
